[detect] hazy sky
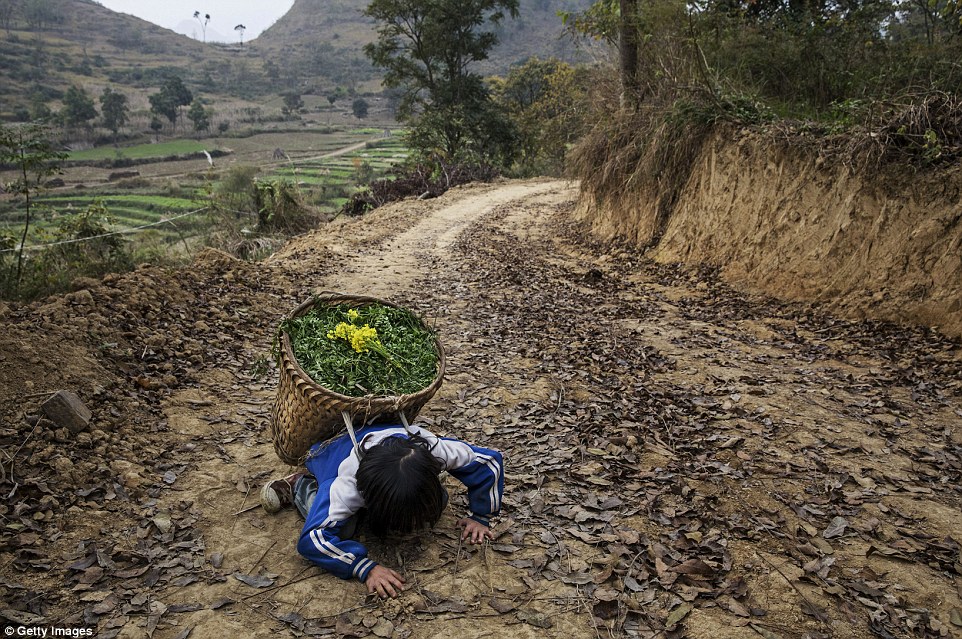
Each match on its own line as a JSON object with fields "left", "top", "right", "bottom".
{"left": 95, "top": 1, "right": 296, "bottom": 42}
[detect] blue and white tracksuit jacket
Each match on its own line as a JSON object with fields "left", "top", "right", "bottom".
{"left": 296, "top": 423, "right": 504, "bottom": 583}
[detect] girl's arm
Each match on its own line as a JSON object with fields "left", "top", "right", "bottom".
{"left": 296, "top": 477, "right": 377, "bottom": 582}
{"left": 431, "top": 437, "right": 505, "bottom": 526}
{"left": 296, "top": 520, "right": 377, "bottom": 582}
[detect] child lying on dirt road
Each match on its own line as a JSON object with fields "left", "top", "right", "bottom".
{"left": 260, "top": 421, "right": 504, "bottom": 598}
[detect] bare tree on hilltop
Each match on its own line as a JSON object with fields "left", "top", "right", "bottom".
{"left": 193, "top": 10, "right": 210, "bottom": 43}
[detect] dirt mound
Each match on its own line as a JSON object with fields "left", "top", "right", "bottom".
{"left": 0, "top": 246, "right": 310, "bottom": 630}
{"left": 575, "top": 128, "right": 962, "bottom": 338}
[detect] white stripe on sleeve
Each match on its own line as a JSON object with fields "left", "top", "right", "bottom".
{"left": 310, "top": 529, "right": 355, "bottom": 565}
{"left": 475, "top": 453, "right": 502, "bottom": 512}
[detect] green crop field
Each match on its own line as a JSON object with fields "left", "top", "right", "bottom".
{"left": 41, "top": 195, "right": 199, "bottom": 211}
{"left": 0, "top": 129, "right": 409, "bottom": 253}
{"left": 265, "top": 134, "right": 409, "bottom": 213}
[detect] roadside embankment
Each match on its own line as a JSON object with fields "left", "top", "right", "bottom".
{"left": 575, "top": 128, "right": 962, "bottom": 337}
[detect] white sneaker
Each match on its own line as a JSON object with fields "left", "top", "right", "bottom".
{"left": 259, "top": 473, "right": 303, "bottom": 513}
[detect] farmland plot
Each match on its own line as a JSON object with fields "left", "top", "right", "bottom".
{"left": 0, "top": 129, "right": 406, "bottom": 252}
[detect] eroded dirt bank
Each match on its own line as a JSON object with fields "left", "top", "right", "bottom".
{"left": 1, "top": 179, "right": 960, "bottom": 639}
{"left": 575, "top": 129, "right": 962, "bottom": 338}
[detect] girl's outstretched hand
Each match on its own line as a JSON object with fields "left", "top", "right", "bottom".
{"left": 366, "top": 565, "right": 405, "bottom": 598}
{"left": 457, "top": 518, "right": 493, "bottom": 544}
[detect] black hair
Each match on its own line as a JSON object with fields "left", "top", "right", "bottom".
{"left": 355, "top": 434, "right": 445, "bottom": 537}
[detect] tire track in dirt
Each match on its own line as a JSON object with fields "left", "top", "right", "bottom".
{"left": 319, "top": 179, "right": 567, "bottom": 298}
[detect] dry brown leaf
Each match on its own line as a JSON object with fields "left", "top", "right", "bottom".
{"left": 488, "top": 598, "right": 517, "bottom": 614}
{"left": 666, "top": 602, "right": 692, "bottom": 628}
{"left": 516, "top": 609, "right": 553, "bottom": 629}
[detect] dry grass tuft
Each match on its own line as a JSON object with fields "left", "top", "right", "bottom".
{"left": 567, "top": 96, "right": 716, "bottom": 246}
{"left": 771, "top": 92, "right": 962, "bottom": 171}
{"left": 859, "top": 92, "right": 962, "bottom": 166}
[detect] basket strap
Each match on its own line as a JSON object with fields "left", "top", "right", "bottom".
{"left": 398, "top": 411, "right": 442, "bottom": 452}
{"left": 341, "top": 410, "right": 364, "bottom": 460}
{"left": 398, "top": 412, "right": 413, "bottom": 434}
{"left": 342, "top": 411, "right": 417, "bottom": 460}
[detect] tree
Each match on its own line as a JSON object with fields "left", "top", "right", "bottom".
{"left": 364, "top": 0, "right": 519, "bottom": 113}
{"left": 24, "top": 0, "right": 58, "bottom": 33}
{"left": 563, "top": 1, "right": 641, "bottom": 105}
{"left": 99, "top": 87, "right": 129, "bottom": 138}
{"left": 62, "top": 85, "right": 97, "bottom": 130}
{"left": 619, "top": 0, "right": 641, "bottom": 106}
{"left": 352, "top": 97, "right": 369, "bottom": 120}
{"left": 163, "top": 75, "right": 193, "bottom": 108}
{"left": 149, "top": 92, "right": 177, "bottom": 128}
{"left": 0, "top": 0, "right": 17, "bottom": 33}
{"left": 0, "top": 122, "right": 66, "bottom": 289}
{"left": 187, "top": 98, "right": 211, "bottom": 133}
{"left": 493, "top": 58, "right": 588, "bottom": 175}
{"left": 281, "top": 92, "right": 304, "bottom": 118}
{"left": 193, "top": 11, "right": 210, "bottom": 43}
{"left": 363, "top": 0, "right": 520, "bottom": 166}
{"left": 326, "top": 89, "right": 344, "bottom": 124}
{"left": 148, "top": 76, "right": 193, "bottom": 130}
{"left": 235, "top": 24, "right": 245, "bottom": 46}
{"left": 149, "top": 117, "right": 163, "bottom": 137}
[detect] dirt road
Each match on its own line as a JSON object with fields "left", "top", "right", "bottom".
{"left": 1, "top": 179, "right": 960, "bottom": 639}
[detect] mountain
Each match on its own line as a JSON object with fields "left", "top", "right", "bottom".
{"left": 0, "top": 0, "right": 594, "bottom": 121}
{"left": 0, "top": 0, "right": 215, "bottom": 117}
{"left": 253, "top": 0, "right": 592, "bottom": 90}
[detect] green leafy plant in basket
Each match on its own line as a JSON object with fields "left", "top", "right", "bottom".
{"left": 279, "top": 303, "right": 439, "bottom": 397}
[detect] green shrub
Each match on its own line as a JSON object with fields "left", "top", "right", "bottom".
{"left": 216, "top": 165, "right": 259, "bottom": 214}
{"left": 253, "top": 178, "right": 317, "bottom": 232}
{"left": 671, "top": 90, "right": 775, "bottom": 126}
{"left": 1, "top": 201, "right": 134, "bottom": 301}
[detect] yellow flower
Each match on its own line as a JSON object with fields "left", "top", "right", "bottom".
{"left": 347, "top": 308, "right": 360, "bottom": 322}
{"left": 328, "top": 321, "right": 382, "bottom": 353}
{"left": 349, "top": 324, "right": 380, "bottom": 353}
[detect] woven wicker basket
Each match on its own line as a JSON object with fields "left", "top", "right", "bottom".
{"left": 270, "top": 292, "right": 445, "bottom": 466}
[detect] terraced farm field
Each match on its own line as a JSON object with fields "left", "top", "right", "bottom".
{"left": 41, "top": 194, "right": 209, "bottom": 236}
{"left": 270, "top": 134, "right": 408, "bottom": 210}
{"left": 0, "top": 188, "right": 210, "bottom": 245}
{"left": 0, "top": 128, "right": 407, "bottom": 252}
